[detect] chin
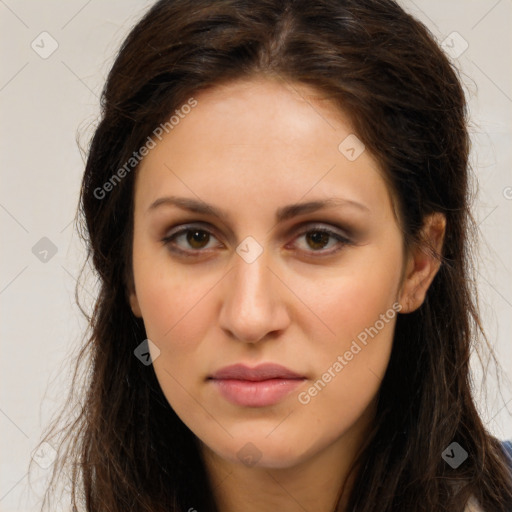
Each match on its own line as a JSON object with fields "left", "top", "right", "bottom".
{"left": 206, "top": 435, "right": 313, "bottom": 470}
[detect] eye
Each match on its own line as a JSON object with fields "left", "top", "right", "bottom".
{"left": 290, "top": 225, "right": 352, "bottom": 255}
{"left": 162, "top": 225, "right": 222, "bottom": 255}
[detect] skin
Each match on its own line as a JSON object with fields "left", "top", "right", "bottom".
{"left": 129, "top": 77, "right": 445, "bottom": 512}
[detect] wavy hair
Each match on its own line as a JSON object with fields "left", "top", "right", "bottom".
{"left": 35, "top": 0, "right": 512, "bottom": 511}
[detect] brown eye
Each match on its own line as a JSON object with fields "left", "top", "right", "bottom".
{"left": 162, "top": 226, "right": 221, "bottom": 254}
{"left": 185, "top": 229, "right": 211, "bottom": 249}
{"left": 305, "top": 231, "right": 331, "bottom": 250}
{"left": 292, "top": 226, "right": 353, "bottom": 255}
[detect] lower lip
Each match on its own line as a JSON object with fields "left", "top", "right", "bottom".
{"left": 210, "top": 378, "right": 305, "bottom": 407}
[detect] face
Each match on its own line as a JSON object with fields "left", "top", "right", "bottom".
{"left": 128, "top": 77, "right": 413, "bottom": 470}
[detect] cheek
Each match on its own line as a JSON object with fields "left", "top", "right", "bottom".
{"left": 134, "top": 264, "right": 216, "bottom": 414}
{"left": 298, "top": 248, "right": 402, "bottom": 342}
{"left": 293, "top": 275, "right": 398, "bottom": 450}
{"left": 134, "top": 267, "right": 215, "bottom": 353}
{"left": 301, "top": 273, "right": 397, "bottom": 395}
{"left": 293, "top": 244, "right": 402, "bottom": 404}
{"left": 131, "top": 234, "right": 207, "bottom": 344}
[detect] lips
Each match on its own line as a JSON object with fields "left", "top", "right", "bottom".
{"left": 209, "top": 363, "right": 304, "bottom": 381}
{"left": 208, "top": 363, "right": 306, "bottom": 407}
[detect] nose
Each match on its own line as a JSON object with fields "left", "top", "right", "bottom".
{"left": 218, "top": 250, "right": 291, "bottom": 344}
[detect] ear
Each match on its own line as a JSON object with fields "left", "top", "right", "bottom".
{"left": 398, "top": 212, "right": 446, "bottom": 314}
{"left": 127, "top": 283, "right": 142, "bottom": 318}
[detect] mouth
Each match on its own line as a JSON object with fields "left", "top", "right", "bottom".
{"left": 207, "top": 363, "right": 306, "bottom": 407}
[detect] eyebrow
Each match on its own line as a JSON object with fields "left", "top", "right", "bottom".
{"left": 147, "top": 195, "right": 370, "bottom": 223}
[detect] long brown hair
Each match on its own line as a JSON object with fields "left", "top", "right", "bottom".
{"left": 34, "top": 0, "right": 512, "bottom": 511}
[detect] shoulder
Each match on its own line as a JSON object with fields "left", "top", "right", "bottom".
{"left": 502, "top": 439, "right": 512, "bottom": 463}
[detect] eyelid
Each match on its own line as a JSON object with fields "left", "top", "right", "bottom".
{"left": 291, "top": 221, "right": 353, "bottom": 240}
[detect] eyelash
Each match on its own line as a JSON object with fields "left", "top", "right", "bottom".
{"left": 161, "top": 223, "right": 353, "bottom": 257}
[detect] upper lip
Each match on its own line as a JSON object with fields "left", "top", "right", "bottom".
{"left": 209, "top": 363, "right": 305, "bottom": 381}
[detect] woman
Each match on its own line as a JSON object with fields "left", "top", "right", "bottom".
{"left": 36, "top": 0, "right": 512, "bottom": 511}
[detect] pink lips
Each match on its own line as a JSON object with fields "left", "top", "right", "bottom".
{"left": 208, "top": 363, "right": 306, "bottom": 407}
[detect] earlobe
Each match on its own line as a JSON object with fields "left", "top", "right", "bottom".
{"left": 398, "top": 212, "right": 446, "bottom": 314}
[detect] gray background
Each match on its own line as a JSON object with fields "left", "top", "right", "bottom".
{"left": 1, "top": 1, "right": 511, "bottom": 510}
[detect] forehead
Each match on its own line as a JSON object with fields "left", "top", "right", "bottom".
{"left": 134, "top": 77, "right": 396, "bottom": 222}
{"left": 175, "top": 77, "right": 356, "bottom": 148}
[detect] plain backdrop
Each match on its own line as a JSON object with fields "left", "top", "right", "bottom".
{"left": 1, "top": 1, "right": 511, "bottom": 510}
